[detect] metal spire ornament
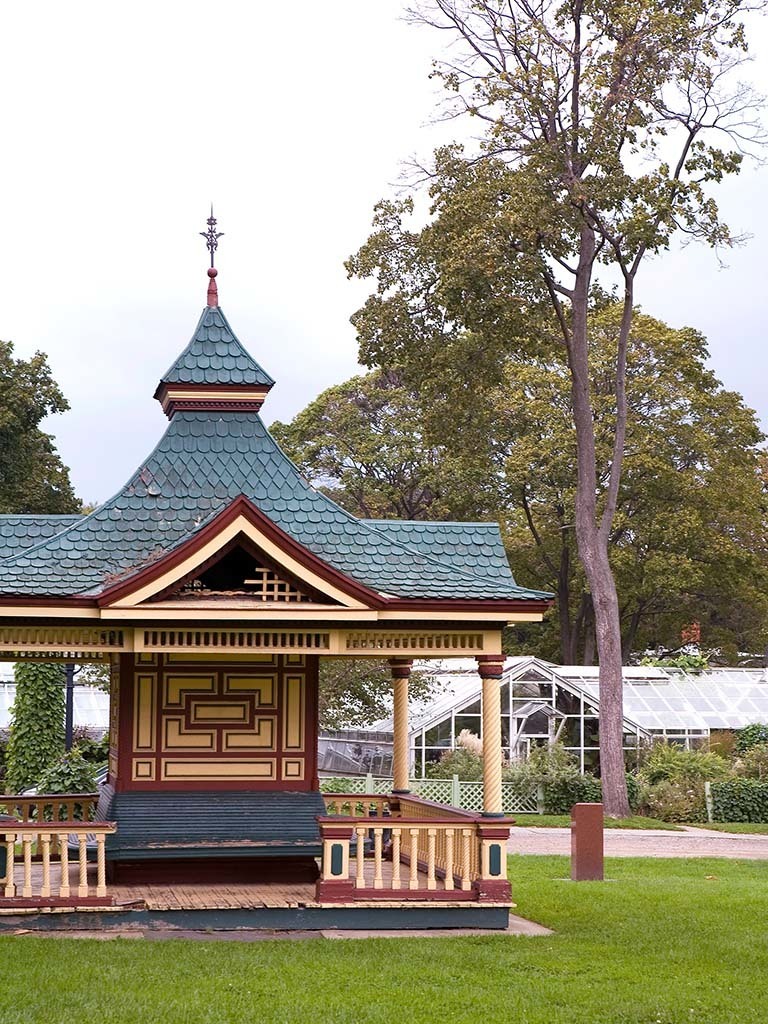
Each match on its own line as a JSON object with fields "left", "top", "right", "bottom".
{"left": 200, "top": 205, "right": 223, "bottom": 307}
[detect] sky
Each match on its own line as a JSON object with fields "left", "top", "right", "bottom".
{"left": 1, "top": 1, "right": 767, "bottom": 504}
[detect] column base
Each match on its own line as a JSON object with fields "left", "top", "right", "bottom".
{"left": 480, "top": 811, "right": 506, "bottom": 818}
{"left": 391, "top": 789, "right": 411, "bottom": 795}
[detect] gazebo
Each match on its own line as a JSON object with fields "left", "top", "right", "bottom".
{"left": 0, "top": 227, "right": 551, "bottom": 931}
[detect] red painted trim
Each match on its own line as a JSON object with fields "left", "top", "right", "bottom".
{"left": 97, "top": 495, "right": 385, "bottom": 609}
{"left": 316, "top": 887, "right": 485, "bottom": 903}
{"left": 0, "top": 597, "right": 97, "bottom": 608}
{"left": 477, "top": 826, "right": 513, "bottom": 839}
{"left": 315, "top": 879, "right": 356, "bottom": 901}
{"left": 0, "top": 897, "right": 115, "bottom": 908}
{"left": 476, "top": 880, "right": 511, "bottom": 901}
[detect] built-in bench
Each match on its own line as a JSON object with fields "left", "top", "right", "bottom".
{"left": 102, "top": 789, "right": 325, "bottom": 884}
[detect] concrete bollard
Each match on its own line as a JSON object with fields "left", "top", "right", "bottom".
{"left": 571, "top": 802, "right": 604, "bottom": 881}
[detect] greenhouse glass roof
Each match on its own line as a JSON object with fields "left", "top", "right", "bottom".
{"left": 564, "top": 666, "right": 768, "bottom": 731}
{"left": 380, "top": 659, "right": 768, "bottom": 735}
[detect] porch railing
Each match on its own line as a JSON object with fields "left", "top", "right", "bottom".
{"left": 2, "top": 822, "right": 116, "bottom": 906}
{"left": 316, "top": 793, "right": 511, "bottom": 904}
{"left": 0, "top": 793, "right": 99, "bottom": 824}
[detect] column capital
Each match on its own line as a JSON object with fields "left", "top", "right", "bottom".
{"left": 476, "top": 654, "right": 505, "bottom": 679}
{"left": 388, "top": 658, "right": 413, "bottom": 678}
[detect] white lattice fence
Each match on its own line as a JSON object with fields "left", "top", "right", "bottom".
{"left": 320, "top": 775, "right": 539, "bottom": 814}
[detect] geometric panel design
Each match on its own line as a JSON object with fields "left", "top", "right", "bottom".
{"left": 281, "top": 758, "right": 304, "bottom": 781}
{"left": 282, "top": 675, "right": 305, "bottom": 751}
{"left": 133, "top": 674, "right": 157, "bottom": 751}
{"left": 118, "top": 653, "right": 317, "bottom": 792}
{"left": 132, "top": 758, "right": 156, "bottom": 781}
{"left": 160, "top": 758, "right": 277, "bottom": 781}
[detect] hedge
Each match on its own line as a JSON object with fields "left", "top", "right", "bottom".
{"left": 711, "top": 779, "right": 768, "bottom": 822}
{"left": 542, "top": 774, "right": 639, "bottom": 815}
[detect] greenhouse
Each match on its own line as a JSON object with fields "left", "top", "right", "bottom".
{"left": 399, "top": 657, "right": 768, "bottom": 775}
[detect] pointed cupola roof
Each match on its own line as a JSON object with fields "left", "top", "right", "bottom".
{"left": 153, "top": 211, "right": 274, "bottom": 418}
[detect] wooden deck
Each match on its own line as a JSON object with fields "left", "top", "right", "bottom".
{"left": 5, "top": 858, "right": 469, "bottom": 914}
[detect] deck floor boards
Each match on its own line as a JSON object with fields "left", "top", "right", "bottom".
{"left": 8, "top": 859, "right": 464, "bottom": 912}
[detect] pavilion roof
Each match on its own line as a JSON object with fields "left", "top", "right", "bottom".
{"left": 158, "top": 306, "right": 274, "bottom": 388}
{"left": 0, "top": 296, "right": 551, "bottom": 607}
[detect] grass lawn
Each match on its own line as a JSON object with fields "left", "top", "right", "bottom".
{"left": 512, "top": 813, "right": 682, "bottom": 830}
{"left": 2, "top": 856, "right": 768, "bottom": 1023}
{"left": 688, "top": 821, "right": 768, "bottom": 835}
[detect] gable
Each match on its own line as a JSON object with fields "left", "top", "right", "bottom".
{"left": 98, "top": 498, "right": 381, "bottom": 612}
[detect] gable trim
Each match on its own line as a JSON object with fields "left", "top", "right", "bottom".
{"left": 97, "top": 496, "right": 384, "bottom": 611}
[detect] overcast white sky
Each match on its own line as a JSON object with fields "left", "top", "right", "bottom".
{"left": 1, "top": 1, "right": 767, "bottom": 503}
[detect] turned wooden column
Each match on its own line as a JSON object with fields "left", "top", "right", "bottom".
{"left": 389, "top": 658, "right": 413, "bottom": 794}
{"left": 477, "top": 654, "right": 506, "bottom": 817}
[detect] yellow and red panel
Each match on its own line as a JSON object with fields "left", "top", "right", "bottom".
{"left": 116, "top": 653, "right": 317, "bottom": 790}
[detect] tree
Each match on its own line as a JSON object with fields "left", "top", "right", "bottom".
{"left": 351, "top": 0, "right": 762, "bottom": 815}
{"left": 278, "top": 300, "right": 768, "bottom": 668}
{"left": 0, "top": 340, "right": 78, "bottom": 514}
{"left": 5, "top": 662, "right": 66, "bottom": 793}
{"left": 319, "top": 659, "right": 437, "bottom": 730}
{"left": 272, "top": 370, "right": 445, "bottom": 520}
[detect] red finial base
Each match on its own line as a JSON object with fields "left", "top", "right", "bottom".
{"left": 207, "top": 267, "right": 219, "bottom": 307}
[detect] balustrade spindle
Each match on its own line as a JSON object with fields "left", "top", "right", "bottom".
{"left": 355, "top": 826, "right": 366, "bottom": 889}
{"left": 409, "top": 829, "right": 419, "bottom": 890}
{"left": 461, "top": 829, "right": 472, "bottom": 891}
{"left": 58, "top": 832, "right": 70, "bottom": 897}
{"left": 40, "top": 835, "right": 52, "bottom": 898}
{"left": 392, "top": 828, "right": 401, "bottom": 888}
{"left": 78, "top": 835, "right": 88, "bottom": 898}
{"left": 444, "top": 829, "right": 455, "bottom": 890}
{"left": 96, "top": 834, "right": 107, "bottom": 898}
{"left": 4, "top": 837, "right": 15, "bottom": 897}
{"left": 427, "top": 828, "right": 437, "bottom": 890}
{"left": 22, "top": 834, "right": 33, "bottom": 898}
{"left": 373, "top": 828, "right": 384, "bottom": 889}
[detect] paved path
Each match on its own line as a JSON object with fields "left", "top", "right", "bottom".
{"left": 508, "top": 825, "right": 768, "bottom": 859}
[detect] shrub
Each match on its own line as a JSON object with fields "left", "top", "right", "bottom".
{"left": 711, "top": 779, "right": 768, "bottom": 822}
{"left": 736, "top": 724, "right": 768, "bottom": 754}
{"left": 35, "top": 748, "right": 98, "bottom": 795}
{"left": 734, "top": 742, "right": 768, "bottom": 781}
{"left": 639, "top": 743, "right": 730, "bottom": 785}
{"left": 5, "top": 663, "right": 65, "bottom": 793}
{"left": 644, "top": 779, "right": 707, "bottom": 822}
{"left": 72, "top": 730, "right": 109, "bottom": 764}
{"left": 319, "top": 777, "right": 361, "bottom": 793}
{"left": 427, "top": 747, "right": 484, "bottom": 781}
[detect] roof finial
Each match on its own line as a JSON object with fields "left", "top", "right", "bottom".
{"left": 200, "top": 205, "right": 224, "bottom": 307}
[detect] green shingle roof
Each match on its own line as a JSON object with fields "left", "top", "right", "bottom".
{"left": 361, "top": 520, "right": 513, "bottom": 582}
{"left": 159, "top": 306, "right": 274, "bottom": 387}
{"left": 0, "top": 515, "right": 84, "bottom": 561}
{"left": 0, "top": 304, "right": 551, "bottom": 606}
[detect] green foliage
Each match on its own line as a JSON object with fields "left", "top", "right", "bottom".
{"left": 641, "top": 654, "right": 710, "bottom": 672}
{"left": 5, "top": 663, "right": 65, "bottom": 793}
{"left": 638, "top": 743, "right": 730, "bottom": 786}
{"left": 736, "top": 724, "right": 768, "bottom": 753}
{"left": 711, "top": 779, "right": 768, "bottom": 823}
{"left": 643, "top": 779, "right": 707, "bottom": 823}
{"left": 318, "top": 659, "right": 436, "bottom": 730}
{"left": 35, "top": 747, "right": 97, "bottom": 795}
{"left": 318, "top": 777, "right": 360, "bottom": 794}
{"left": 0, "top": 340, "right": 78, "bottom": 513}
{"left": 426, "top": 747, "right": 484, "bottom": 781}
{"left": 734, "top": 743, "right": 768, "bottom": 782}
{"left": 71, "top": 730, "right": 109, "bottom": 764}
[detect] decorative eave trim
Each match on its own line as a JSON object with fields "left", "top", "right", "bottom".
{"left": 153, "top": 382, "right": 272, "bottom": 418}
{"left": 96, "top": 495, "right": 385, "bottom": 611}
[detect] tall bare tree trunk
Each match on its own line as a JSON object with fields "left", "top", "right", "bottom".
{"left": 567, "top": 224, "right": 630, "bottom": 817}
